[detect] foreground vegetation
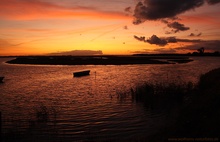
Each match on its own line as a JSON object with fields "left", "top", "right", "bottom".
{"left": 120, "top": 67, "right": 220, "bottom": 141}
{"left": 171, "top": 68, "right": 220, "bottom": 138}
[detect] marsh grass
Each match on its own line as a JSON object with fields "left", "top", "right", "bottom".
{"left": 118, "top": 81, "right": 195, "bottom": 108}
{"left": 2, "top": 104, "right": 59, "bottom": 142}
{"left": 172, "top": 68, "right": 220, "bottom": 137}
{"left": 135, "top": 68, "right": 220, "bottom": 141}
{"left": 116, "top": 68, "right": 220, "bottom": 141}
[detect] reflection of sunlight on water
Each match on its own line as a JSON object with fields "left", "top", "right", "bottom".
{"left": 0, "top": 57, "right": 220, "bottom": 141}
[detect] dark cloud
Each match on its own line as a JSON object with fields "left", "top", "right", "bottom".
{"left": 202, "top": 40, "right": 220, "bottom": 51}
{"left": 133, "top": 39, "right": 220, "bottom": 54}
{"left": 165, "top": 37, "right": 202, "bottom": 43}
{"left": 133, "top": 0, "right": 220, "bottom": 25}
{"left": 134, "top": 34, "right": 204, "bottom": 46}
{"left": 162, "top": 20, "right": 190, "bottom": 34}
{"left": 146, "top": 35, "right": 168, "bottom": 46}
{"left": 134, "top": 35, "right": 168, "bottom": 46}
{"left": 131, "top": 48, "right": 176, "bottom": 54}
{"left": 161, "top": 19, "right": 169, "bottom": 24}
{"left": 153, "top": 48, "right": 177, "bottom": 53}
{"left": 49, "top": 50, "right": 103, "bottom": 55}
{"left": 124, "top": 7, "right": 132, "bottom": 13}
{"left": 176, "top": 40, "right": 220, "bottom": 51}
{"left": 206, "top": 0, "right": 220, "bottom": 5}
{"left": 133, "top": 0, "right": 204, "bottom": 24}
{"left": 189, "top": 33, "right": 196, "bottom": 36}
{"left": 165, "top": 31, "right": 172, "bottom": 34}
{"left": 131, "top": 49, "right": 151, "bottom": 54}
{"left": 134, "top": 34, "right": 220, "bottom": 52}
{"left": 167, "top": 22, "right": 190, "bottom": 33}
{"left": 167, "top": 37, "right": 177, "bottom": 43}
{"left": 189, "top": 32, "right": 202, "bottom": 36}
{"left": 134, "top": 35, "right": 146, "bottom": 42}
{"left": 176, "top": 38, "right": 202, "bottom": 42}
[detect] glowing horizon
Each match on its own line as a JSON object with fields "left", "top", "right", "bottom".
{"left": 0, "top": 0, "right": 220, "bottom": 56}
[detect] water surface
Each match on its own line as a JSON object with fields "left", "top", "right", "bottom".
{"left": 0, "top": 57, "right": 219, "bottom": 141}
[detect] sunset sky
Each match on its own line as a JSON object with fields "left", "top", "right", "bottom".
{"left": 0, "top": 0, "right": 220, "bottom": 56}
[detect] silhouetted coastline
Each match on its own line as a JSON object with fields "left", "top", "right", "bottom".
{"left": 5, "top": 55, "right": 194, "bottom": 65}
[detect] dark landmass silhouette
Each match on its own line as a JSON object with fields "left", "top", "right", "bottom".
{"left": 6, "top": 55, "right": 195, "bottom": 65}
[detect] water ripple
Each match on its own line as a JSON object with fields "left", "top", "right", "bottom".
{"left": 0, "top": 57, "right": 220, "bottom": 141}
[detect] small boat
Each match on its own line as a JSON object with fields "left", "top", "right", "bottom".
{"left": 73, "top": 70, "right": 90, "bottom": 77}
{"left": 0, "top": 77, "right": 4, "bottom": 82}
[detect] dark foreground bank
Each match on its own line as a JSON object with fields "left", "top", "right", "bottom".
{"left": 6, "top": 56, "right": 193, "bottom": 65}
{"left": 171, "top": 67, "right": 220, "bottom": 139}
{"left": 125, "top": 67, "right": 220, "bottom": 142}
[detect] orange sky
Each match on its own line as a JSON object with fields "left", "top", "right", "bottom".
{"left": 0, "top": 0, "right": 220, "bottom": 56}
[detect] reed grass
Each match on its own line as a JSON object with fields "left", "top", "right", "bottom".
{"left": 2, "top": 105, "right": 58, "bottom": 142}
{"left": 126, "top": 67, "right": 220, "bottom": 141}
{"left": 118, "top": 81, "right": 195, "bottom": 108}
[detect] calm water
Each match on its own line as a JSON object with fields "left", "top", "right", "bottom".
{"left": 0, "top": 57, "right": 220, "bottom": 141}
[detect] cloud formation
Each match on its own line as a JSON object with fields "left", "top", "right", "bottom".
{"left": 134, "top": 35, "right": 167, "bottom": 46}
{"left": 133, "top": 0, "right": 220, "bottom": 24}
{"left": 146, "top": 35, "right": 168, "bottom": 46}
{"left": 153, "top": 48, "right": 177, "bottom": 53}
{"left": 206, "top": 0, "right": 220, "bottom": 4}
{"left": 167, "top": 22, "right": 190, "bottom": 33}
{"left": 124, "top": 7, "right": 132, "bottom": 13}
{"left": 132, "top": 48, "right": 176, "bottom": 54}
{"left": 134, "top": 35, "right": 146, "bottom": 42}
{"left": 134, "top": 34, "right": 204, "bottom": 46}
{"left": 176, "top": 40, "right": 220, "bottom": 52}
{"left": 189, "top": 32, "right": 202, "bottom": 37}
{"left": 133, "top": 36, "right": 220, "bottom": 53}
{"left": 162, "top": 20, "right": 190, "bottom": 34}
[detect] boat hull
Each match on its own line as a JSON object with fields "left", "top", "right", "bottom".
{"left": 73, "top": 70, "right": 90, "bottom": 77}
{"left": 0, "top": 77, "right": 4, "bottom": 82}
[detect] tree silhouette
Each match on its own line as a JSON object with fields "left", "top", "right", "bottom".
{"left": 197, "top": 47, "right": 205, "bottom": 54}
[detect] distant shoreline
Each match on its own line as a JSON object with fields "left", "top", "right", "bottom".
{"left": 6, "top": 55, "right": 194, "bottom": 65}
